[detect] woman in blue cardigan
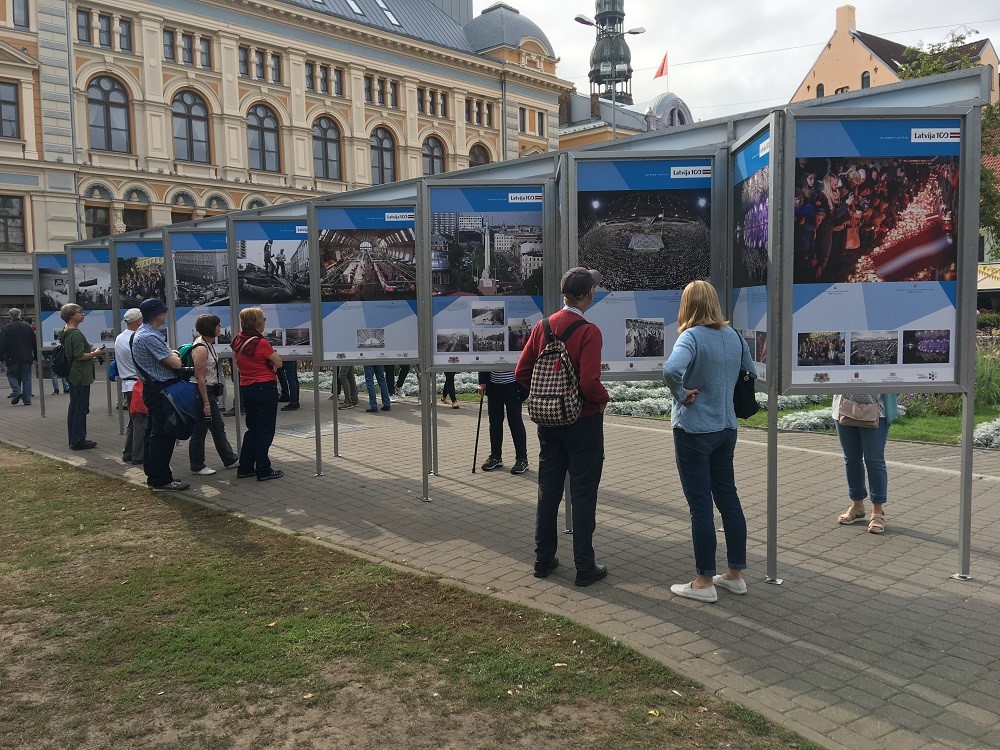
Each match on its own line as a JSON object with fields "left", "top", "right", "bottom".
{"left": 663, "top": 280, "right": 757, "bottom": 603}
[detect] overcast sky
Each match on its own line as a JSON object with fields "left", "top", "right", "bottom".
{"left": 471, "top": 0, "right": 1000, "bottom": 121}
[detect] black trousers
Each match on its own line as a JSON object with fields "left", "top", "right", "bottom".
{"left": 142, "top": 385, "right": 176, "bottom": 488}
{"left": 487, "top": 381, "right": 527, "bottom": 462}
{"left": 534, "top": 412, "right": 604, "bottom": 570}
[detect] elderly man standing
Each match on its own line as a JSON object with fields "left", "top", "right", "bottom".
{"left": 130, "top": 298, "right": 189, "bottom": 492}
{"left": 114, "top": 307, "right": 145, "bottom": 465}
{"left": 0, "top": 308, "right": 37, "bottom": 406}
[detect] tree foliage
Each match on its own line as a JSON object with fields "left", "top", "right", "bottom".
{"left": 898, "top": 30, "right": 1000, "bottom": 248}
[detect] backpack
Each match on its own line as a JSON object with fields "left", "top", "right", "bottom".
{"left": 51, "top": 339, "right": 72, "bottom": 378}
{"left": 177, "top": 341, "right": 205, "bottom": 368}
{"left": 526, "top": 317, "right": 591, "bottom": 427}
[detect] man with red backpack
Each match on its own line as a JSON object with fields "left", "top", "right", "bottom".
{"left": 515, "top": 267, "right": 609, "bottom": 587}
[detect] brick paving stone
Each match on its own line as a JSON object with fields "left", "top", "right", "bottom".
{"left": 877, "top": 728, "right": 934, "bottom": 750}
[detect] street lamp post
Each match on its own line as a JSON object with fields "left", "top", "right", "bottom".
{"left": 575, "top": 14, "right": 644, "bottom": 141}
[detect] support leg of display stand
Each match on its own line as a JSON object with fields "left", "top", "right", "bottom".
{"left": 117, "top": 381, "right": 124, "bottom": 435}
{"left": 105, "top": 369, "right": 112, "bottom": 416}
{"left": 37, "top": 358, "right": 46, "bottom": 418}
{"left": 332, "top": 374, "right": 339, "bottom": 458}
{"left": 431, "top": 372, "right": 439, "bottom": 476}
{"left": 954, "top": 390, "right": 974, "bottom": 580}
{"left": 313, "top": 361, "right": 323, "bottom": 477}
{"left": 232, "top": 370, "right": 242, "bottom": 454}
{"left": 563, "top": 486, "right": 573, "bottom": 533}
{"left": 421, "top": 373, "right": 431, "bottom": 502}
{"left": 764, "top": 384, "right": 782, "bottom": 585}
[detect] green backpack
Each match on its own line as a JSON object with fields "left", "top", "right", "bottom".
{"left": 177, "top": 341, "right": 205, "bottom": 368}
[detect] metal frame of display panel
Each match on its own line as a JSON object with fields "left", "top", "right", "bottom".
{"left": 779, "top": 107, "right": 974, "bottom": 396}
{"left": 65, "top": 237, "right": 115, "bottom": 416}
{"left": 31, "top": 252, "right": 69, "bottom": 418}
{"left": 567, "top": 150, "right": 723, "bottom": 381}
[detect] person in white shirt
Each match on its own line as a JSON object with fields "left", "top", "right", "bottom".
{"left": 188, "top": 314, "right": 239, "bottom": 476}
{"left": 113, "top": 308, "right": 144, "bottom": 464}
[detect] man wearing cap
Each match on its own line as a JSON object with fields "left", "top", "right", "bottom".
{"left": 131, "top": 298, "right": 189, "bottom": 492}
{"left": 0, "top": 308, "right": 36, "bottom": 406}
{"left": 114, "top": 308, "right": 145, "bottom": 465}
{"left": 515, "top": 266, "right": 610, "bottom": 587}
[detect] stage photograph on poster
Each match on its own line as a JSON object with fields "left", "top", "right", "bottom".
{"left": 791, "top": 118, "right": 962, "bottom": 386}
{"left": 733, "top": 166, "right": 769, "bottom": 288}
{"left": 430, "top": 186, "right": 544, "bottom": 366}
{"left": 316, "top": 206, "right": 418, "bottom": 362}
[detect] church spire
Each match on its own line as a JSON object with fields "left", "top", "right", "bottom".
{"left": 588, "top": 0, "right": 634, "bottom": 105}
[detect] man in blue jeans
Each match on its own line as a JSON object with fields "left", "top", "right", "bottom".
{"left": 363, "top": 365, "right": 391, "bottom": 413}
{"left": 0, "top": 308, "right": 36, "bottom": 406}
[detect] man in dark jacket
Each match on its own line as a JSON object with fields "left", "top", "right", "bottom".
{"left": 0, "top": 308, "right": 37, "bottom": 406}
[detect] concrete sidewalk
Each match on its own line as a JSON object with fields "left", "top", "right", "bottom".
{"left": 6, "top": 383, "right": 1000, "bottom": 750}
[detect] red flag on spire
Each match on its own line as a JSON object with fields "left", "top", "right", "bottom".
{"left": 654, "top": 52, "right": 668, "bottom": 79}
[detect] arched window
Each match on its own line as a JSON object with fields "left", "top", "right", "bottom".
{"left": 312, "top": 116, "right": 341, "bottom": 180}
{"left": 815, "top": 83, "right": 825, "bottom": 98}
{"left": 205, "top": 195, "right": 230, "bottom": 212}
{"left": 370, "top": 126, "right": 395, "bottom": 185}
{"left": 245, "top": 198, "right": 267, "bottom": 210}
{"left": 172, "top": 90, "right": 210, "bottom": 163}
{"left": 87, "top": 76, "right": 130, "bottom": 153}
{"left": 422, "top": 136, "right": 445, "bottom": 176}
{"left": 861, "top": 71, "right": 871, "bottom": 89}
{"left": 469, "top": 144, "right": 491, "bottom": 168}
{"left": 247, "top": 103, "right": 279, "bottom": 172}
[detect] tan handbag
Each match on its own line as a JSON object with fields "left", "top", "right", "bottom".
{"left": 836, "top": 398, "right": 879, "bottom": 428}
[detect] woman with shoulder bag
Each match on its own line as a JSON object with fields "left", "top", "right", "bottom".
{"left": 188, "top": 314, "right": 238, "bottom": 476}
{"left": 834, "top": 392, "right": 898, "bottom": 534}
{"left": 231, "top": 307, "right": 283, "bottom": 481}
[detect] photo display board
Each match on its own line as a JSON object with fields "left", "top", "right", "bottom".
{"left": 790, "top": 117, "right": 961, "bottom": 386}
{"left": 315, "top": 205, "right": 418, "bottom": 362}
{"left": 168, "top": 229, "right": 232, "bottom": 345}
{"left": 36, "top": 253, "right": 68, "bottom": 348}
{"left": 232, "top": 219, "right": 312, "bottom": 357}
{"left": 429, "top": 185, "right": 544, "bottom": 367}
{"left": 69, "top": 246, "right": 114, "bottom": 344}
{"left": 731, "top": 127, "right": 771, "bottom": 381}
{"left": 115, "top": 237, "right": 166, "bottom": 320}
{"left": 575, "top": 158, "right": 712, "bottom": 375}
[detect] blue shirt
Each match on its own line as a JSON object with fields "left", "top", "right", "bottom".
{"left": 663, "top": 325, "right": 757, "bottom": 433}
{"left": 131, "top": 323, "right": 177, "bottom": 383}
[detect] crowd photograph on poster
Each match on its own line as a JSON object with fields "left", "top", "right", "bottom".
{"left": 732, "top": 167, "right": 769, "bottom": 288}
{"left": 39, "top": 266, "right": 69, "bottom": 311}
{"left": 624, "top": 318, "right": 665, "bottom": 358}
{"left": 849, "top": 330, "right": 899, "bottom": 366}
{"left": 902, "top": 329, "right": 951, "bottom": 364}
{"left": 237, "top": 239, "right": 310, "bottom": 303}
{"left": 797, "top": 331, "right": 847, "bottom": 367}
{"left": 507, "top": 316, "right": 535, "bottom": 351}
{"left": 173, "top": 249, "right": 229, "bottom": 307}
{"left": 318, "top": 228, "right": 416, "bottom": 302}
{"left": 357, "top": 328, "right": 386, "bottom": 349}
{"left": 577, "top": 188, "right": 711, "bottom": 292}
{"left": 472, "top": 327, "right": 505, "bottom": 352}
{"left": 436, "top": 329, "right": 470, "bottom": 353}
{"left": 118, "top": 258, "right": 166, "bottom": 309}
{"left": 793, "top": 156, "right": 959, "bottom": 285}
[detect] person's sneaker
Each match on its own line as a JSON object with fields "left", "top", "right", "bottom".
{"left": 396, "top": 387, "right": 404, "bottom": 398}
{"left": 151, "top": 481, "right": 190, "bottom": 492}
{"left": 224, "top": 461, "right": 239, "bottom": 470}
{"left": 70, "top": 441, "right": 95, "bottom": 451}
{"left": 510, "top": 460, "right": 529, "bottom": 475}
{"left": 533, "top": 557, "right": 559, "bottom": 578}
{"left": 6, "top": 393, "right": 13, "bottom": 399}
{"left": 236, "top": 469, "right": 256, "bottom": 478}
{"left": 10, "top": 393, "right": 20, "bottom": 405}
{"left": 380, "top": 405, "right": 391, "bottom": 411}
{"left": 712, "top": 575, "right": 748, "bottom": 595}
{"left": 575, "top": 563, "right": 609, "bottom": 587}
{"left": 22, "top": 401, "right": 31, "bottom": 406}
{"left": 365, "top": 408, "right": 379, "bottom": 413}
{"left": 258, "top": 469, "right": 283, "bottom": 481}
{"left": 481, "top": 455, "right": 503, "bottom": 471}
{"left": 389, "top": 395, "right": 397, "bottom": 403}
{"left": 338, "top": 402, "right": 354, "bottom": 410}
{"left": 670, "top": 582, "right": 718, "bottom": 602}
{"left": 52, "top": 390, "right": 59, "bottom": 395}
{"left": 122, "top": 456, "right": 132, "bottom": 463}
{"left": 193, "top": 467, "right": 217, "bottom": 476}
{"left": 280, "top": 403, "right": 300, "bottom": 411}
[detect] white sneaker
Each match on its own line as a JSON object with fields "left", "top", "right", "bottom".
{"left": 389, "top": 395, "right": 397, "bottom": 403}
{"left": 670, "top": 582, "right": 718, "bottom": 602}
{"left": 712, "top": 575, "right": 748, "bottom": 595}
{"left": 194, "top": 467, "right": 217, "bottom": 476}
{"left": 395, "top": 387, "right": 403, "bottom": 398}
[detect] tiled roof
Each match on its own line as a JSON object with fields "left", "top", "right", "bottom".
{"left": 464, "top": 2, "right": 554, "bottom": 57}
{"left": 853, "top": 31, "right": 990, "bottom": 74}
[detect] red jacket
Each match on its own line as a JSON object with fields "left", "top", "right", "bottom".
{"left": 515, "top": 309, "right": 608, "bottom": 419}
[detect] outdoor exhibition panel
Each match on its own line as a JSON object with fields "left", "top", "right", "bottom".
{"left": 34, "top": 252, "right": 68, "bottom": 348}
{"left": 569, "top": 154, "right": 715, "bottom": 377}
{"left": 66, "top": 242, "right": 115, "bottom": 346}
{"left": 112, "top": 235, "right": 166, "bottom": 335}
{"left": 164, "top": 226, "right": 233, "bottom": 346}
{"left": 426, "top": 183, "right": 549, "bottom": 369}
{"left": 311, "top": 204, "right": 419, "bottom": 364}
{"left": 783, "top": 112, "right": 968, "bottom": 393}
{"left": 229, "top": 217, "right": 313, "bottom": 358}
{"left": 729, "top": 115, "right": 778, "bottom": 385}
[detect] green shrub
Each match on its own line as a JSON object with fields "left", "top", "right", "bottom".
{"left": 898, "top": 393, "right": 963, "bottom": 418}
{"left": 977, "top": 343, "right": 1000, "bottom": 408}
{"left": 978, "top": 311, "right": 1000, "bottom": 330}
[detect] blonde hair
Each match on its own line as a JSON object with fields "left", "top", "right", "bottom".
{"left": 60, "top": 303, "right": 82, "bottom": 323}
{"left": 677, "top": 280, "right": 728, "bottom": 332}
{"left": 239, "top": 306, "right": 265, "bottom": 332}
{"left": 822, "top": 174, "right": 840, "bottom": 207}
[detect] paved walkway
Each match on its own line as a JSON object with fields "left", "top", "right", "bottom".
{"left": 6, "top": 383, "right": 1000, "bottom": 750}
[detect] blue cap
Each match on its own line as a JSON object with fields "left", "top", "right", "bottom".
{"left": 140, "top": 298, "right": 168, "bottom": 321}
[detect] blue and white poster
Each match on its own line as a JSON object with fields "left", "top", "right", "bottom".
{"left": 169, "top": 230, "right": 232, "bottom": 344}
{"left": 316, "top": 206, "right": 417, "bottom": 362}
{"left": 37, "top": 253, "right": 68, "bottom": 348}
{"left": 791, "top": 118, "right": 960, "bottom": 385}
{"left": 70, "top": 247, "right": 114, "bottom": 345}
{"left": 429, "top": 186, "right": 544, "bottom": 367}
{"left": 577, "top": 159, "right": 712, "bottom": 374}
{"left": 232, "top": 220, "right": 312, "bottom": 357}
{"left": 731, "top": 129, "right": 771, "bottom": 381}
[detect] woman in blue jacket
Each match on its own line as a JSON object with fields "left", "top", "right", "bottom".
{"left": 663, "top": 280, "right": 757, "bottom": 603}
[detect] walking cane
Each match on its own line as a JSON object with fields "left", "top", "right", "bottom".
{"left": 472, "top": 391, "right": 485, "bottom": 473}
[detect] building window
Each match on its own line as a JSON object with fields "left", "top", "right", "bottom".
{"left": 122, "top": 208, "right": 148, "bottom": 233}
{"left": 119, "top": 19, "right": 133, "bottom": 52}
{"left": 181, "top": 34, "right": 194, "bottom": 65}
{"left": 0, "top": 83, "right": 20, "bottom": 140}
{"left": 98, "top": 15, "right": 112, "bottom": 48}
{"left": 364, "top": 76, "right": 373, "bottom": 104}
{"left": 376, "top": 78, "right": 385, "bottom": 106}
{"left": 439, "top": 93, "right": 447, "bottom": 118}
{"left": 77, "top": 10, "right": 90, "bottom": 43}
{"left": 370, "top": 126, "right": 395, "bottom": 185}
{"left": 346, "top": 0, "right": 363, "bottom": 13}
{"left": 199, "top": 38, "right": 211, "bottom": 68}
{"left": 163, "top": 30, "right": 175, "bottom": 61}
{"left": 247, "top": 103, "right": 279, "bottom": 172}
{"left": 422, "top": 136, "right": 445, "bottom": 176}
{"left": 312, "top": 116, "right": 341, "bottom": 181}
{"left": 238, "top": 47, "right": 249, "bottom": 77}
{"left": 469, "top": 144, "right": 490, "bottom": 167}
{"left": 835, "top": 85, "right": 849, "bottom": 94}
{"left": 254, "top": 50, "right": 264, "bottom": 80}
{"left": 861, "top": 71, "right": 871, "bottom": 89}
{"left": 318, "top": 66, "right": 329, "bottom": 95}
{"left": 270, "top": 54, "right": 281, "bottom": 83}
{"left": 815, "top": 83, "right": 824, "bottom": 98}
{"left": 0, "top": 196, "right": 25, "bottom": 253}
{"left": 84, "top": 205, "right": 110, "bottom": 239}
{"left": 389, "top": 82, "right": 398, "bottom": 108}
{"left": 87, "top": 76, "right": 130, "bottom": 153}
{"left": 518, "top": 107, "right": 526, "bottom": 132}
{"left": 172, "top": 90, "right": 210, "bottom": 163}
{"left": 427, "top": 90, "right": 436, "bottom": 117}
{"left": 333, "top": 68, "right": 343, "bottom": 96}
{"left": 304, "top": 63, "right": 314, "bottom": 91}
{"left": 486, "top": 103, "right": 493, "bottom": 127}
{"left": 12, "top": 0, "right": 29, "bottom": 29}
{"left": 171, "top": 209, "right": 193, "bottom": 224}
{"left": 537, "top": 111, "right": 545, "bottom": 136}
{"left": 416, "top": 87, "right": 425, "bottom": 114}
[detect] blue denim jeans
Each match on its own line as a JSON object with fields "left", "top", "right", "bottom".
{"left": 7, "top": 362, "right": 32, "bottom": 403}
{"left": 835, "top": 417, "right": 888, "bottom": 505}
{"left": 238, "top": 380, "right": 278, "bottom": 478}
{"left": 673, "top": 428, "right": 747, "bottom": 577}
{"left": 67, "top": 382, "right": 91, "bottom": 446}
{"left": 280, "top": 360, "right": 300, "bottom": 406}
{"left": 363, "top": 366, "right": 390, "bottom": 409}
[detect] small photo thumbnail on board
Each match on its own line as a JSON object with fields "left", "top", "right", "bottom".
{"left": 849, "top": 330, "right": 899, "bottom": 366}
{"left": 797, "top": 332, "right": 846, "bottom": 367}
{"left": 624, "top": 318, "right": 665, "bottom": 359}
{"left": 436, "top": 329, "right": 470, "bottom": 353}
{"left": 472, "top": 302, "right": 505, "bottom": 326}
{"left": 902, "top": 329, "right": 950, "bottom": 364}
{"left": 284, "top": 327, "right": 310, "bottom": 347}
{"left": 472, "top": 327, "right": 505, "bottom": 352}
{"left": 508, "top": 316, "right": 536, "bottom": 352}
{"left": 263, "top": 328, "right": 284, "bottom": 347}
{"left": 357, "top": 328, "right": 386, "bottom": 349}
